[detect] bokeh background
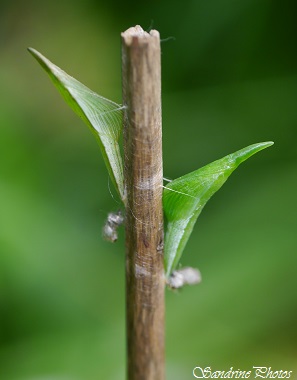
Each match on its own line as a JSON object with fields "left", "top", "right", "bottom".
{"left": 1, "top": 0, "right": 296, "bottom": 379}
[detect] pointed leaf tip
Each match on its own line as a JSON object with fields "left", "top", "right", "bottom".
{"left": 231, "top": 141, "right": 274, "bottom": 166}
{"left": 28, "top": 48, "right": 125, "bottom": 202}
{"left": 163, "top": 141, "right": 274, "bottom": 277}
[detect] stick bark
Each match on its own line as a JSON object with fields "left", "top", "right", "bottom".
{"left": 121, "top": 26, "right": 165, "bottom": 380}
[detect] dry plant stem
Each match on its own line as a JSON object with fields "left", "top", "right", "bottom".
{"left": 121, "top": 26, "right": 165, "bottom": 380}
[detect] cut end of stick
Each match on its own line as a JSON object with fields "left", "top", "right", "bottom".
{"left": 121, "top": 25, "right": 160, "bottom": 45}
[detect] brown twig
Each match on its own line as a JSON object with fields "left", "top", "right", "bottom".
{"left": 121, "top": 25, "right": 165, "bottom": 380}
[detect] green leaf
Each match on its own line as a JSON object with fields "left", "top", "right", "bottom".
{"left": 163, "top": 142, "right": 274, "bottom": 277}
{"left": 28, "top": 48, "right": 125, "bottom": 202}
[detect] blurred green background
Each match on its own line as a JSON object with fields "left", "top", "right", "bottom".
{"left": 1, "top": 0, "right": 296, "bottom": 379}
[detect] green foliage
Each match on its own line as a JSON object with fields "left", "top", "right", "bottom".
{"left": 28, "top": 48, "right": 125, "bottom": 202}
{"left": 28, "top": 50, "right": 273, "bottom": 278}
{"left": 163, "top": 142, "right": 273, "bottom": 277}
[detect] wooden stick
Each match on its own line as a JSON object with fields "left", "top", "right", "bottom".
{"left": 121, "top": 25, "right": 165, "bottom": 380}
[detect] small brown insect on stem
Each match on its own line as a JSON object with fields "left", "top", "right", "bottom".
{"left": 121, "top": 26, "right": 165, "bottom": 380}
